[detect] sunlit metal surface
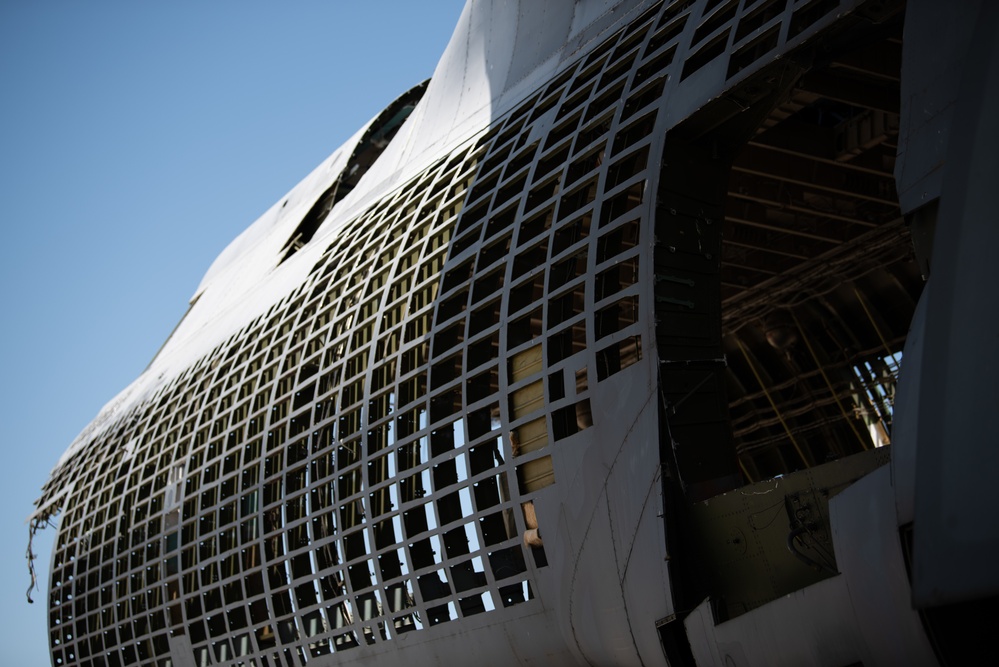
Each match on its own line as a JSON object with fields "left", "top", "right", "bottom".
{"left": 32, "top": 1, "right": 998, "bottom": 665}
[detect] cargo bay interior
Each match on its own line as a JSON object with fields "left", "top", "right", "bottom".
{"left": 652, "top": 0, "right": 923, "bottom": 639}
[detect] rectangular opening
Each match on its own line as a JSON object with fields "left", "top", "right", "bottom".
{"left": 597, "top": 335, "right": 643, "bottom": 381}
{"left": 517, "top": 455, "right": 555, "bottom": 493}
{"left": 512, "top": 417, "right": 549, "bottom": 458}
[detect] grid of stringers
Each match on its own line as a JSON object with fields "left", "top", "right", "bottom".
{"left": 42, "top": 1, "right": 844, "bottom": 664}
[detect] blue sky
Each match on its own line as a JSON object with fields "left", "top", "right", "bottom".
{"left": 0, "top": 2, "right": 465, "bottom": 664}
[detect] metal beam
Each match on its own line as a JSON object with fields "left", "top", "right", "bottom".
{"left": 797, "top": 70, "right": 900, "bottom": 115}
{"left": 744, "top": 140, "right": 897, "bottom": 179}
{"left": 731, "top": 146, "right": 898, "bottom": 205}
{"left": 724, "top": 213, "right": 843, "bottom": 245}
{"left": 728, "top": 188, "right": 883, "bottom": 229}
{"left": 723, "top": 237, "right": 809, "bottom": 261}
{"left": 829, "top": 39, "right": 902, "bottom": 82}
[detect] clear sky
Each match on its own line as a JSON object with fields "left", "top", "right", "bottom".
{"left": 0, "top": 2, "right": 465, "bottom": 664}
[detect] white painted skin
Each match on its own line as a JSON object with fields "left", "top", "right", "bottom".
{"left": 43, "top": 0, "right": 646, "bottom": 495}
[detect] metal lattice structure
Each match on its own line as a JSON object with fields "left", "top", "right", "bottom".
{"left": 32, "top": 0, "right": 999, "bottom": 665}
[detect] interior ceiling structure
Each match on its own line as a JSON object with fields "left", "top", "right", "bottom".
{"left": 718, "top": 15, "right": 918, "bottom": 481}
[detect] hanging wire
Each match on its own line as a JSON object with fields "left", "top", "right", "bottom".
{"left": 25, "top": 516, "right": 54, "bottom": 604}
